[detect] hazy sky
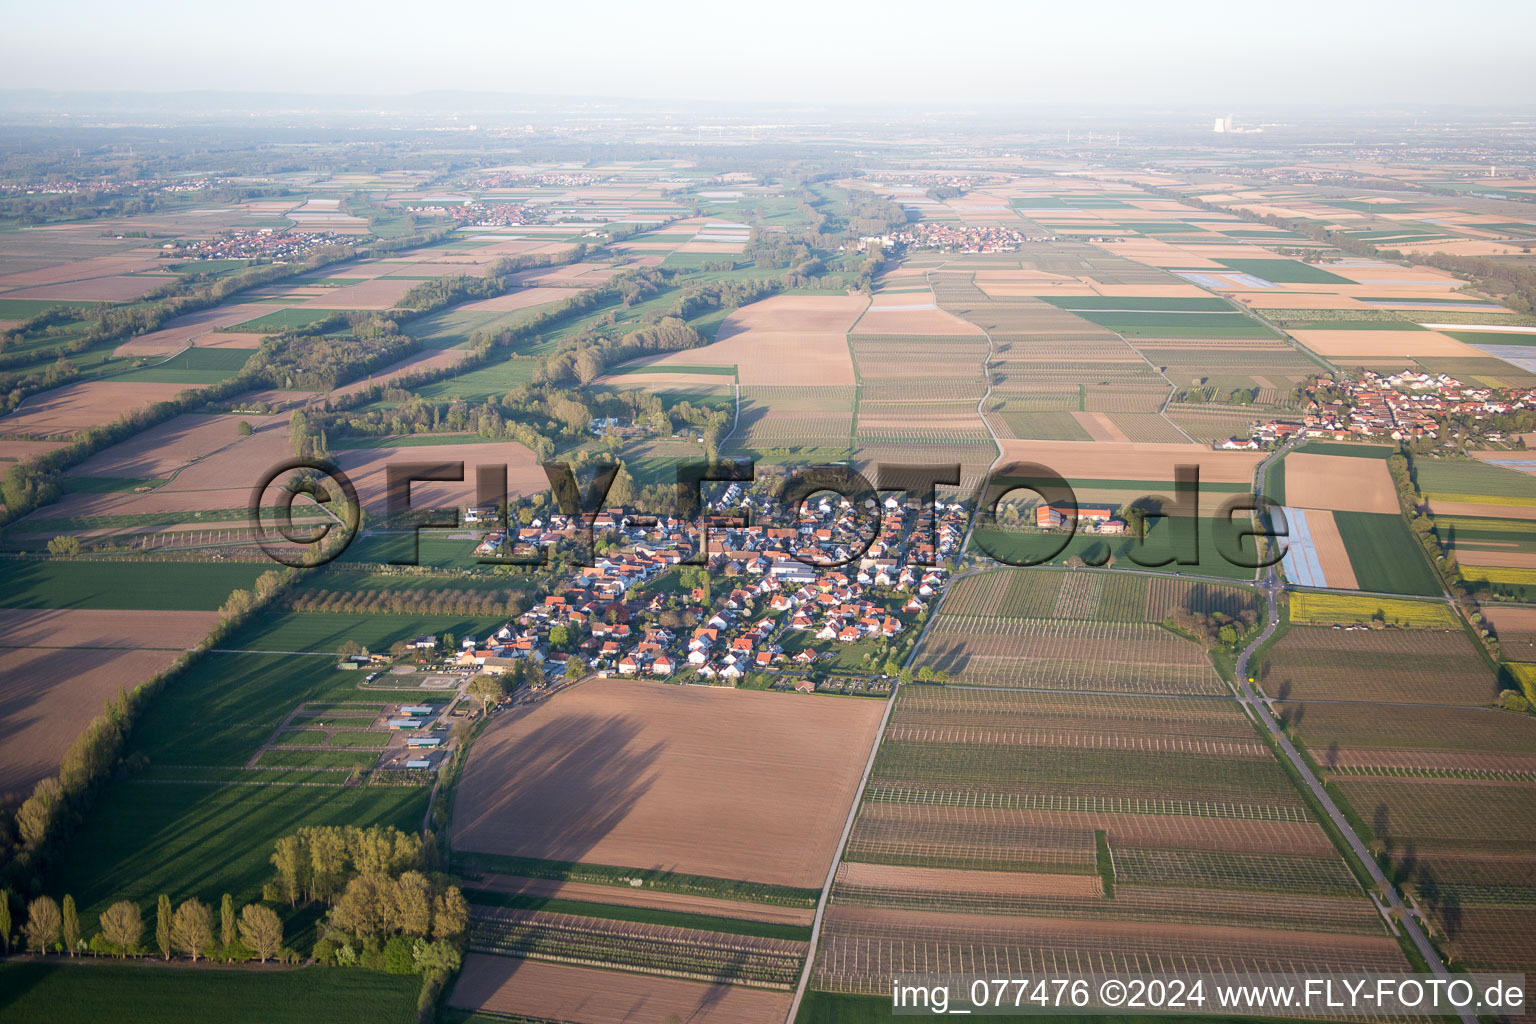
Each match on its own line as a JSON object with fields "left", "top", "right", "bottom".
{"left": 3, "top": 0, "right": 1532, "bottom": 108}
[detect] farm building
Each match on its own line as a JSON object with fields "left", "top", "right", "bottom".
{"left": 407, "top": 735, "right": 443, "bottom": 748}
{"left": 387, "top": 718, "right": 424, "bottom": 730}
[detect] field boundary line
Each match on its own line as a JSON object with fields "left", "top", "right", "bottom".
{"left": 784, "top": 680, "right": 900, "bottom": 1024}
{"left": 924, "top": 263, "right": 1002, "bottom": 557}
{"left": 1233, "top": 444, "right": 1472, "bottom": 1023}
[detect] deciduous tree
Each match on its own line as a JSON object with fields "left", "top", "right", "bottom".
{"left": 431, "top": 887, "right": 469, "bottom": 942}
{"left": 99, "top": 901, "right": 143, "bottom": 957}
{"left": 270, "top": 834, "right": 308, "bottom": 905}
{"left": 16, "top": 777, "right": 62, "bottom": 847}
{"left": 389, "top": 871, "right": 434, "bottom": 938}
{"left": 172, "top": 899, "right": 213, "bottom": 962}
{"left": 238, "top": 904, "right": 283, "bottom": 963}
{"left": 24, "top": 896, "right": 60, "bottom": 954}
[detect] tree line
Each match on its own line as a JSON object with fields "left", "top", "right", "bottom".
{"left": 5, "top": 890, "right": 288, "bottom": 963}
{"left": 0, "top": 570, "right": 295, "bottom": 914}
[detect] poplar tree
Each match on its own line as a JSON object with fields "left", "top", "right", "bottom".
{"left": 61, "top": 895, "right": 80, "bottom": 956}
{"left": 220, "top": 893, "right": 235, "bottom": 948}
{"left": 156, "top": 894, "right": 172, "bottom": 960}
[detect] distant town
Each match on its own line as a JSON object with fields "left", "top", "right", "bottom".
{"left": 1224, "top": 369, "right": 1536, "bottom": 450}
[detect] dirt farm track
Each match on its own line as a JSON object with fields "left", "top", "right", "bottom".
{"left": 451, "top": 678, "right": 886, "bottom": 889}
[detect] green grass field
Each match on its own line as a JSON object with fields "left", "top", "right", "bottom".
{"left": 1289, "top": 320, "right": 1428, "bottom": 331}
{"left": 1216, "top": 259, "right": 1353, "bottom": 284}
{"left": 300, "top": 569, "right": 533, "bottom": 594}
{"left": 45, "top": 780, "right": 428, "bottom": 918}
{"left": 1415, "top": 458, "right": 1536, "bottom": 499}
{"left": 337, "top": 531, "right": 513, "bottom": 570}
{"left": 1333, "top": 510, "right": 1442, "bottom": 596}
{"left": 1076, "top": 311, "right": 1278, "bottom": 339}
{"left": 662, "top": 250, "right": 739, "bottom": 269}
{"left": 1291, "top": 441, "right": 1397, "bottom": 460}
{"left": 0, "top": 560, "right": 270, "bottom": 610}
{"left": 225, "top": 308, "right": 343, "bottom": 333}
{"left": 113, "top": 346, "right": 257, "bottom": 384}
{"left": 412, "top": 357, "right": 540, "bottom": 401}
{"left": 256, "top": 748, "right": 382, "bottom": 769}
{"left": 1040, "top": 296, "right": 1235, "bottom": 312}
{"left": 169, "top": 258, "right": 255, "bottom": 277}
{"left": 0, "top": 298, "right": 108, "bottom": 318}
{"left": 230, "top": 608, "right": 512, "bottom": 654}
{"left": 972, "top": 513, "right": 1259, "bottom": 581}
{"left": 0, "top": 962, "right": 419, "bottom": 1024}
{"left": 1446, "top": 330, "right": 1536, "bottom": 347}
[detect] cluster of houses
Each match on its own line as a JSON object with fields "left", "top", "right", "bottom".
{"left": 404, "top": 200, "right": 540, "bottom": 227}
{"left": 162, "top": 228, "right": 353, "bottom": 263}
{"left": 872, "top": 174, "right": 989, "bottom": 191}
{"left": 5, "top": 176, "right": 223, "bottom": 195}
{"left": 461, "top": 172, "right": 598, "bottom": 189}
{"left": 447, "top": 488, "right": 967, "bottom": 691}
{"left": 880, "top": 223, "right": 1046, "bottom": 254}
{"left": 1222, "top": 369, "right": 1535, "bottom": 449}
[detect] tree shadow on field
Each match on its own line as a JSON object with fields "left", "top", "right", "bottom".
{"left": 447, "top": 710, "right": 772, "bottom": 1020}
{"left": 0, "top": 646, "right": 151, "bottom": 801}
{"left": 452, "top": 711, "right": 663, "bottom": 867}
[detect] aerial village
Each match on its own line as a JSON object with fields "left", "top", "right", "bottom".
{"left": 343, "top": 482, "right": 967, "bottom": 760}
{"left": 162, "top": 229, "right": 356, "bottom": 262}
{"left": 1224, "top": 369, "right": 1536, "bottom": 449}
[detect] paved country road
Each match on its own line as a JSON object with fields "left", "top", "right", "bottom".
{"left": 1234, "top": 445, "right": 1475, "bottom": 1024}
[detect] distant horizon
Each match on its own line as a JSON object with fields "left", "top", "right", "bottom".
{"left": 3, "top": 0, "right": 1534, "bottom": 108}
{"left": 2, "top": 85, "right": 1533, "bottom": 114}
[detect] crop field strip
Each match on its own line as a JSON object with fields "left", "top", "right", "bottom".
{"left": 916, "top": 616, "right": 1225, "bottom": 694}
{"left": 883, "top": 725, "right": 1265, "bottom": 758}
{"left": 844, "top": 813, "right": 1100, "bottom": 874}
{"left": 1288, "top": 591, "right": 1461, "bottom": 628}
{"left": 467, "top": 906, "right": 806, "bottom": 988}
{"left": 862, "top": 785, "right": 1311, "bottom": 822}
{"left": 1332, "top": 778, "right": 1536, "bottom": 852}
{"left": 848, "top": 802, "right": 1328, "bottom": 865}
{"left": 871, "top": 742, "right": 1301, "bottom": 806}
{"left": 893, "top": 687, "right": 1254, "bottom": 729}
{"left": 811, "top": 907, "right": 1408, "bottom": 996}
{"left": 1260, "top": 625, "right": 1499, "bottom": 705}
{"left": 940, "top": 571, "right": 1254, "bottom": 623}
{"left": 830, "top": 868, "right": 1383, "bottom": 935}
